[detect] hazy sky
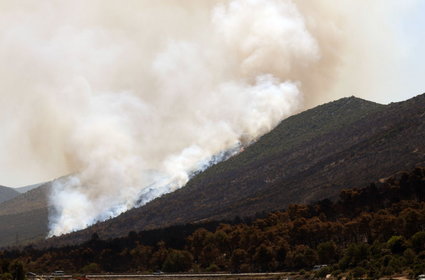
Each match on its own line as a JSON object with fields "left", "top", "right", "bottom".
{"left": 376, "top": 1, "right": 424, "bottom": 103}
{"left": 325, "top": 0, "right": 425, "bottom": 105}
{"left": 395, "top": 0, "right": 425, "bottom": 102}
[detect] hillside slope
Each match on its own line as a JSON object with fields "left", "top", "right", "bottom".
{"left": 44, "top": 93, "right": 425, "bottom": 246}
{"left": 15, "top": 183, "right": 44, "bottom": 194}
{"left": 0, "top": 186, "right": 20, "bottom": 204}
{"left": 0, "top": 183, "right": 50, "bottom": 247}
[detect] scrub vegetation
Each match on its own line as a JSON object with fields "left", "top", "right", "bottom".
{"left": 1, "top": 167, "right": 424, "bottom": 278}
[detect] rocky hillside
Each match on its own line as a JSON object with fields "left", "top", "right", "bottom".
{"left": 43, "top": 93, "right": 425, "bottom": 246}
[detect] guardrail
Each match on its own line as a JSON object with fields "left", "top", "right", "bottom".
{"left": 31, "top": 272, "right": 289, "bottom": 280}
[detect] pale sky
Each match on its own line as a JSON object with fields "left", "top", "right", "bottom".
{"left": 325, "top": 0, "right": 425, "bottom": 105}
{"left": 395, "top": 0, "right": 425, "bottom": 102}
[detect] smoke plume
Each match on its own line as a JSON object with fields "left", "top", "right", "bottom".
{"left": 0, "top": 0, "right": 414, "bottom": 236}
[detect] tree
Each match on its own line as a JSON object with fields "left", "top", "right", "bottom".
{"left": 351, "top": 266, "right": 367, "bottom": 278}
{"left": 253, "top": 244, "right": 275, "bottom": 272}
{"left": 0, "top": 260, "right": 9, "bottom": 274}
{"left": 99, "top": 249, "right": 115, "bottom": 271}
{"left": 387, "top": 236, "right": 406, "bottom": 254}
{"left": 399, "top": 208, "right": 421, "bottom": 237}
{"left": 403, "top": 248, "right": 416, "bottom": 264}
{"left": 130, "top": 243, "right": 152, "bottom": 271}
{"left": 410, "top": 231, "right": 425, "bottom": 252}
{"left": 231, "top": 249, "right": 248, "bottom": 272}
{"left": 187, "top": 228, "right": 212, "bottom": 262}
{"left": 150, "top": 241, "right": 169, "bottom": 270}
{"left": 317, "top": 241, "right": 337, "bottom": 264}
{"left": 10, "top": 262, "right": 24, "bottom": 280}
{"left": 162, "top": 250, "right": 192, "bottom": 272}
{"left": 285, "top": 245, "right": 318, "bottom": 269}
{"left": 339, "top": 243, "right": 369, "bottom": 269}
{"left": 81, "top": 263, "right": 101, "bottom": 274}
{"left": 199, "top": 244, "right": 220, "bottom": 268}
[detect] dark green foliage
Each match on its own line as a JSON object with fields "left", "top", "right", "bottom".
{"left": 0, "top": 260, "right": 9, "bottom": 274}
{"left": 253, "top": 244, "right": 275, "bottom": 272}
{"left": 1, "top": 166, "right": 424, "bottom": 277}
{"left": 0, "top": 273, "right": 12, "bottom": 280}
{"left": 10, "top": 262, "right": 24, "bottom": 280}
{"left": 351, "top": 266, "right": 367, "bottom": 278}
{"left": 387, "top": 236, "right": 406, "bottom": 254}
{"left": 231, "top": 249, "right": 248, "bottom": 272}
{"left": 36, "top": 94, "right": 425, "bottom": 248}
{"left": 411, "top": 231, "right": 425, "bottom": 252}
{"left": 339, "top": 243, "right": 369, "bottom": 269}
{"left": 317, "top": 241, "right": 338, "bottom": 264}
{"left": 403, "top": 248, "right": 416, "bottom": 264}
{"left": 205, "top": 264, "right": 219, "bottom": 272}
{"left": 162, "top": 250, "right": 192, "bottom": 272}
{"left": 285, "top": 245, "right": 318, "bottom": 269}
{"left": 81, "top": 263, "right": 101, "bottom": 274}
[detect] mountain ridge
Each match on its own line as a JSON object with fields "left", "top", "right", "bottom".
{"left": 0, "top": 183, "right": 50, "bottom": 247}
{"left": 0, "top": 186, "right": 20, "bottom": 204}
{"left": 41, "top": 93, "right": 425, "bottom": 246}
{"left": 14, "top": 183, "right": 44, "bottom": 194}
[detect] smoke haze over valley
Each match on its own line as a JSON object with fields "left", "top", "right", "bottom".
{"left": 0, "top": 0, "right": 423, "bottom": 237}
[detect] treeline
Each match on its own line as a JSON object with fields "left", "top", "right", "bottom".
{"left": 1, "top": 167, "right": 424, "bottom": 278}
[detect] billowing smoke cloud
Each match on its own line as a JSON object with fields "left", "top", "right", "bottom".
{"left": 47, "top": 0, "right": 314, "bottom": 236}
{"left": 0, "top": 0, "right": 416, "bottom": 236}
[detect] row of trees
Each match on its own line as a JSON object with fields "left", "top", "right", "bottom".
{"left": 1, "top": 167, "right": 424, "bottom": 278}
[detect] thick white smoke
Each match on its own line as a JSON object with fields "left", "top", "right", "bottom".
{"left": 47, "top": 0, "right": 315, "bottom": 236}
{"left": 0, "top": 0, "right": 417, "bottom": 236}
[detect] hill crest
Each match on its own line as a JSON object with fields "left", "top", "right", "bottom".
{"left": 41, "top": 93, "right": 425, "bottom": 246}
{"left": 0, "top": 186, "right": 20, "bottom": 204}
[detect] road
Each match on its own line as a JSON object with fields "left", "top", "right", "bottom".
{"left": 35, "top": 272, "right": 290, "bottom": 280}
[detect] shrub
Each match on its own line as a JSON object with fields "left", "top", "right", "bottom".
{"left": 0, "top": 273, "right": 12, "bottom": 280}
{"left": 387, "top": 236, "right": 406, "bottom": 254}
{"left": 411, "top": 231, "right": 425, "bottom": 252}
{"left": 206, "top": 264, "right": 219, "bottom": 272}
{"left": 81, "top": 263, "right": 101, "bottom": 273}
{"left": 403, "top": 248, "right": 416, "bottom": 264}
{"left": 351, "top": 266, "right": 366, "bottom": 278}
{"left": 317, "top": 241, "right": 338, "bottom": 264}
{"left": 162, "top": 250, "right": 193, "bottom": 272}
